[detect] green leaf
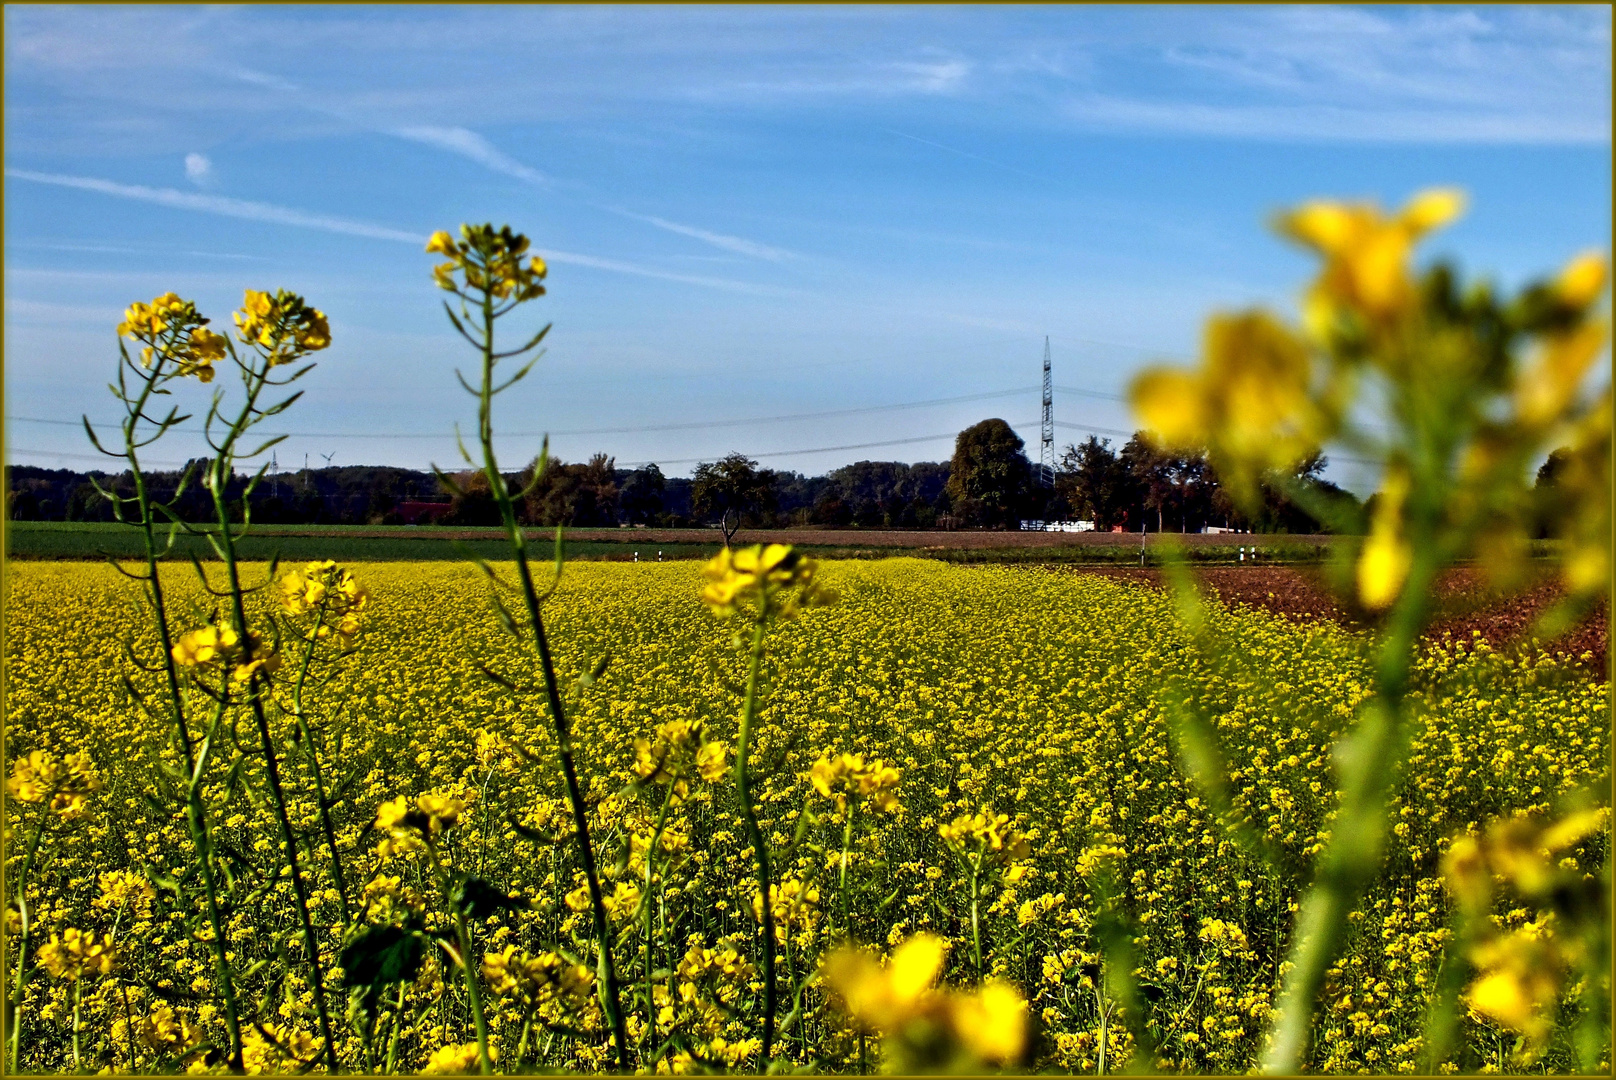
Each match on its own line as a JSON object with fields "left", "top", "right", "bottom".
{"left": 339, "top": 924, "right": 426, "bottom": 988}
{"left": 452, "top": 876, "right": 530, "bottom": 921}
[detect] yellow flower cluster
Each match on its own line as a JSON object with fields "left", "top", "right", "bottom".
{"left": 632, "top": 718, "right": 728, "bottom": 795}
{"left": 422, "top": 1041, "right": 493, "bottom": 1074}
{"left": 133, "top": 1004, "right": 199, "bottom": 1055}
{"left": 36, "top": 927, "right": 116, "bottom": 981}
{"left": 233, "top": 288, "right": 331, "bottom": 364}
{"left": 482, "top": 946, "right": 593, "bottom": 1010}
{"left": 1130, "top": 190, "right": 1610, "bottom": 612}
{"left": 116, "top": 291, "right": 228, "bottom": 381}
{"left": 751, "top": 877, "right": 820, "bottom": 937}
{"left": 939, "top": 806, "right": 1032, "bottom": 867}
{"left": 6, "top": 749, "right": 102, "bottom": 819}
{"left": 171, "top": 621, "right": 280, "bottom": 685}
{"left": 700, "top": 543, "right": 837, "bottom": 620}
{"left": 1442, "top": 807, "right": 1607, "bottom": 1054}
{"left": 808, "top": 751, "right": 901, "bottom": 813}
{"left": 426, "top": 224, "right": 548, "bottom": 301}
{"left": 374, "top": 791, "right": 467, "bottom": 857}
{"left": 1279, "top": 188, "right": 1467, "bottom": 330}
{"left": 278, "top": 560, "right": 368, "bottom": 647}
{"left": 822, "top": 934, "right": 1029, "bottom": 1068}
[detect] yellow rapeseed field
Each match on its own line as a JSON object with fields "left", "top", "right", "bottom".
{"left": 5, "top": 557, "right": 1607, "bottom": 1073}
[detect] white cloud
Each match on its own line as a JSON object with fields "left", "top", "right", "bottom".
{"left": 4, "top": 168, "right": 790, "bottom": 295}
{"left": 615, "top": 211, "right": 794, "bottom": 262}
{"left": 184, "top": 152, "right": 212, "bottom": 186}
{"left": 393, "top": 126, "right": 548, "bottom": 185}
{"left": 5, "top": 169, "right": 424, "bottom": 243}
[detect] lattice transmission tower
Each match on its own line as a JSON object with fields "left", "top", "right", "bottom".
{"left": 1039, "top": 337, "right": 1055, "bottom": 487}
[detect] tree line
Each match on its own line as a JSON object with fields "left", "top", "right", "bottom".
{"left": 7, "top": 416, "right": 1577, "bottom": 534}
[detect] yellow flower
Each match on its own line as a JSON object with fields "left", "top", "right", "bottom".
{"left": 1131, "top": 310, "right": 1323, "bottom": 508}
{"left": 37, "top": 927, "right": 116, "bottom": 981}
{"left": 426, "top": 223, "right": 548, "bottom": 300}
{"left": 700, "top": 543, "right": 836, "bottom": 620}
{"left": 753, "top": 878, "right": 820, "bottom": 935}
{"left": 94, "top": 869, "right": 155, "bottom": 913}
{"left": 1357, "top": 465, "right": 1413, "bottom": 611}
{"left": 422, "top": 1042, "right": 490, "bottom": 1074}
{"left": 7, "top": 749, "right": 102, "bottom": 819}
{"left": 1515, "top": 319, "right": 1609, "bottom": 430}
{"left": 823, "top": 934, "right": 947, "bottom": 1032}
{"left": 233, "top": 288, "right": 331, "bottom": 362}
{"left": 1278, "top": 187, "right": 1466, "bottom": 326}
{"left": 696, "top": 740, "right": 729, "bottom": 783}
{"left": 939, "top": 807, "right": 1031, "bottom": 866}
{"left": 1556, "top": 250, "right": 1608, "bottom": 309}
{"left": 425, "top": 230, "right": 459, "bottom": 257}
{"left": 137, "top": 1005, "right": 198, "bottom": 1054}
{"left": 808, "top": 752, "right": 901, "bottom": 813}
{"left": 8, "top": 750, "right": 63, "bottom": 803}
{"left": 1465, "top": 928, "right": 1562, "bottom": 1048}
{"left": 416, "top": 793, "right": 464, "bottom": 833}
{"left": 949, "top": 980, "right": 1029, "bottom": 1065}
{"left": 482, "top": 946, "right": 593, "bottom": 1009}
{"left": 171, "top": 623, "right": 240, "bottom": 667}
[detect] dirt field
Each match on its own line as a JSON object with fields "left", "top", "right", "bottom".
{"left": 1064, "top": 564, "right": 1609, "bottom": 679}
{"left": 567, "top": 526, "right": 1323, "bottom": 550}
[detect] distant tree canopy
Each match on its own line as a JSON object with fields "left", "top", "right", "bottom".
{"left": 521, "top": 453, "right": 620, "bottom": 528}
{"left": 946, "top": 418, "right": 1034, "bottom": 528}
{"left": 8, "top": 421, "right": 1365, "bottom": 534}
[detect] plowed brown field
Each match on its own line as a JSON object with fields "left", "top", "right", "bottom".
{"left": 1062, "top": 564, "right": 1609, "bottom": 679}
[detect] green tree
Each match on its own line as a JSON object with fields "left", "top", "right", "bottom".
{"left": 945, "top": 419, "right": 1033, "bottom": 528}
{"left": 692, "top": 453, "right": 777, "bottom": 546}
{"left": 1057, "top": 436, "right": 1136, "bottom": 529}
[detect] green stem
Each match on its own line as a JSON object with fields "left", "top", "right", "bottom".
{"left": 969, "top": 857, "right": 984, "bottom": 980}
{"left": 124, "top": 360, "right": 245, "bottom": 1072}
{"left": 70, "top": 973, "right": 83, "bottom": 1070}
{"left": 838, "top": 800, "right": 856, "bottom": 942}
{"left": 451, "top": 886, "right": 492, "bottom": 1074}
{"left": 289, "top": 600, "right": 353, "bottom": 927}
{"left": 642, "top": 782, "right": 676, "bottom": 1066}
{"left": 207, "top": 374, "right": 338, "bottom": 1072}
{"left": 472, "top": 282, "right": 628, "bottom": 1070}
{"left": 1259, "top": 550, "right": 1436, "bottom": 1073}
{"left": 384, "top": 981, "right": 406, "bottom": 1074}
{"left": 6, "top": 808, "right": 50, "bottom": 1074}
{"left": 733, "top": 617, "right": 779, "bottom": 1062}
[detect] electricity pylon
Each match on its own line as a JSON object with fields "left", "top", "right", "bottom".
{"left": 1039, "top": 337, "right": 1055, "bottom": 488}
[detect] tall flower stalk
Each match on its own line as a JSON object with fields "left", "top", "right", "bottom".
{"left": 1130, "top": 190, "right": 1611, "bottom": 1071}
{"left": 182, "top": 287, "right": 339, "bottom": 1069}
{"left": 78, "top": 294, "right": 247, "bottom": 1070}
{"left": 699, "top": 543, "right": 837, "bottom": 1062}
{"left": 426, "top": 223, "right": 630, "bottom": 1069}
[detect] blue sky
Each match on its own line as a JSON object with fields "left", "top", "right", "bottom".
{"left": 5, "top": 5, "right": 1610, "bottom": 491}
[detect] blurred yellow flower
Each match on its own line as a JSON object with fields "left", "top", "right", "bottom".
{"left": 701, "top": 543, "right": 836, "bottom": 620}
{"left": 37, "top": 927, "right": 116, "bottom": 981}
{"left": 426, "top": 223, "right": 547, "bottom": 300}
{"left": 1556, "top": 250, "right": 1608, "bottom": 309}
{"left": 1131, "top": 310, "right": 1323, "bottom": 508}
{"left": 422, "top": 1042, "right": 490, "bottom": 1074}
{"left": 1357, "top": 465, "right": 1413, "bottom": 611}
{"left": 1279, "top": 187, "right": 1465, "bottom": 327}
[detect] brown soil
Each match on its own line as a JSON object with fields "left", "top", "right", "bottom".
{"left": 563, "top": 527, "right": 1318, "bottom": 550}
{"left": 1063, "top": 564, "right": 1609, "bottom": 680}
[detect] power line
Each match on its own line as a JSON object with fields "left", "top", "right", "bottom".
{"left": 7, "top": 386, "right": 1049, "bottom": 440}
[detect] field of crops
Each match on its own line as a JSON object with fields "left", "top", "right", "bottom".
{"left": 4, "top": 558, "right": 1608, "bottom": 1073}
